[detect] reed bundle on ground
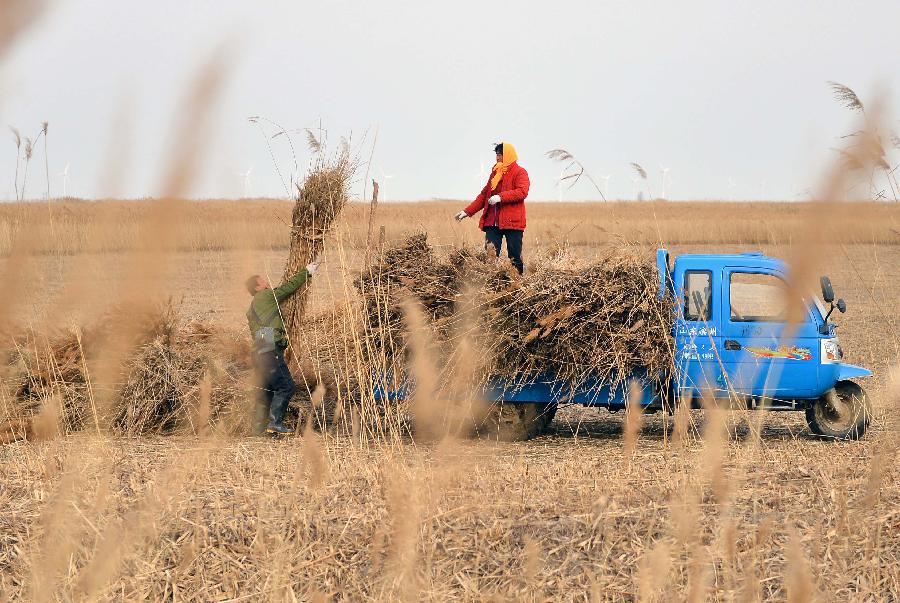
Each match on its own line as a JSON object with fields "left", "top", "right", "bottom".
{"left": 9, "top": 303, "right": 253, "bottom": 436}
{"left": 353, "top": 234, "right": 675, "bottom": 400}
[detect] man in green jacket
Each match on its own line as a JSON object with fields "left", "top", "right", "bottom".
{"left": 245, "top": 261, "right": 318, "bottom": 435}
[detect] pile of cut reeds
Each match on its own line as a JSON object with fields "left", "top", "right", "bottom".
{"left": 353, "top": 234, "right": 460, "bottom": 366}
{"left": 10, "top": 302, "right": 253, "bottom": 436}
{"left": 353, "top": 234, "right": 675, "bottom": 399}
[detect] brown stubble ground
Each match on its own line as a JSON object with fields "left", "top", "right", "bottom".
{"left": 1, "top": 201, "right": 899, "bottom": 601}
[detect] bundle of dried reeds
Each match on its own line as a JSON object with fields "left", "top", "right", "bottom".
{"left": 12, "top": 305, "right": 181, "bottom": 433}
{"left": 281, "top": 143, "right": 358, "bottom": 340}
{"left": 113, "top": 319, "right": 252, "bottom": 435}
{"left": 353, "top": 234, "right": 675, "bottom": 399}
{"left": 14, "top": 328, "right": 93, "bottom": 432}
{"left": 10, "top": 303, "right": 253, "bottom": 436}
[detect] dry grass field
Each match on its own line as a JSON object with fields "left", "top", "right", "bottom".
{"left": 1, "top": 200, "right": 899, "bottom": 601}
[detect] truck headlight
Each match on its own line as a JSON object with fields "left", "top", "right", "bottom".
{"left": 821, "top": 338, "right": 843, "bottom": 363}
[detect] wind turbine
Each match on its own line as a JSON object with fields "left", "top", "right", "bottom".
{"left": 238, "top": 167, "right": 253, "bottom": 198}
{"left": 380, "top": 168, "right": 395, "bottom": 202}
{"left": 599, "top": 174, "right": 611, "bottom": 201}
{"left": 475, "top": 160, "right": 487, "bottom": 185}
{"left": 659, "top": 165, "right": 671, "bottom": 199}
{"left": 57, "top": 163, "right": 69, "bottom": 198}
{"left": 557, "top": 167, "right": 567, "bottom": 202}
{"left": 630, "top": 175, "right": 641, "bottom": 201}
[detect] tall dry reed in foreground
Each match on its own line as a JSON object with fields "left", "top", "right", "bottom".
{"left": 1, "top": 393, "right": 897, "bottom": 600}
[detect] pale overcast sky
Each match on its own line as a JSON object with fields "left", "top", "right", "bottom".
{"left": 1, "top": 1, "right": 898, "bottom": 201}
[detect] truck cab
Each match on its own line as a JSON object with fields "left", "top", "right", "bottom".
{"left": 663, "top": 249, "right": 872, "bottom": 439}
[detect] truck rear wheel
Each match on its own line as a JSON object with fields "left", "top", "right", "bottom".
{"left": 479, "top": 402, "right": 553, "bottom": 441}
{"left": 805, "top": 381, "right": 871, "bottom": 440}
{"left": 540, "top": 402, "right": 558, "bottom": 432}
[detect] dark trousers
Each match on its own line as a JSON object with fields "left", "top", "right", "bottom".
{"left": 254, "top": 349, "right": 296, "bottom": 428}
{"left": 484, "top": 226, "right": 524, "bottom": 274}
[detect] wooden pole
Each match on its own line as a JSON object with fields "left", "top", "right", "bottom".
{"left": 364, "top": 179, "right": 380, "bottom": 267}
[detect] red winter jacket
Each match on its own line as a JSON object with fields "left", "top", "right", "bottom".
{"left": 464, "top": 162, "right": 529, "bottom": 231}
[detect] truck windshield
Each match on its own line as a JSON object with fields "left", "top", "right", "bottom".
{"left": 729, "top": 272, "right": 790, "bottom": 322}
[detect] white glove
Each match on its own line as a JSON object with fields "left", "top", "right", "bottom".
{"left": 454, "top": 211, "right": 468, "bottom": 221}
{"left": 306, "top": 262, "right": 319, "bottom": 276}
{"left": 488, "top": 195, "right": 501, "bottom": 205}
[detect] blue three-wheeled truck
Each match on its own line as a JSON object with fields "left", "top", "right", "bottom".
{"left": 376, "top": 249, "right": 873, "bottom": 441}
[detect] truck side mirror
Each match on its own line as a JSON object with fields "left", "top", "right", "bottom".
{"left": 820, "top": 276, "right": 834, "bottom": 303}
{"left": 837, "top": 298, "right": 846, "bottom": 313}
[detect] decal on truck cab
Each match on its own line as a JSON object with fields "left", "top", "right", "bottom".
{"left": 744, "top": 346, "right": 813, "bottom": 361}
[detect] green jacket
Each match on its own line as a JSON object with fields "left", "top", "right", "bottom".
{"left": 246, "top": 269, "right": 311, "bottom": 349}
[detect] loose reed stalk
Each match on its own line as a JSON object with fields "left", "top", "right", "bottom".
{"left": 20, "top": 137, "right": 33, "bottom": 201}
{"left": 9, "top": 126, "right": 21, "bottom": 201}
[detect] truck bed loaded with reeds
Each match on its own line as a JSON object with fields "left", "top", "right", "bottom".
{"left": 340, "top": 238, "right": 873, "bottom": 441}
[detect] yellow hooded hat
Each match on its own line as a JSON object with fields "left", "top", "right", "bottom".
{"left": 490, "top": 142, "right": 518, "bottom": 190}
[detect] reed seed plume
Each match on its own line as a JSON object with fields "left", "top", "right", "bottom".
{"left": 546, "top": 147, "right": 608, "bottom": 201}
{"left": 301, "top": 385, "right": 329, "bottom": 489}
{"left": 828, "top": 80, "right": 865, "bottom": 113}
{"left": 622, "top": 382, "right": 643, "bottom": 457}
{"left": 9, "top": 125, "right": 20, "bottom": 148}
{"left": 785, "top": 528, "right": 815, "bottom": 602}
{"left": 672, "top": 396, "right": 693, "bottom": 448}
{"left": 631, "top": 162, "right": 648, "bottom": 179}
{"left": 401, "top": 296, "right": 443, "bottom": 441}
{"left": 305, "top": 128, "right": 324, "bottom": 154}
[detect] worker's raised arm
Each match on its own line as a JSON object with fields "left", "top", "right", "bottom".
{"left": 272, "top": 262, "right": 318, "bottom": 301}
{"left": 499, "top": 168, "right": 530, "bottom": 203}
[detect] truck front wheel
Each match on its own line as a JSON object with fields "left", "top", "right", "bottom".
{"left": 805, "top": 381, "right": 872, "bottom": 440}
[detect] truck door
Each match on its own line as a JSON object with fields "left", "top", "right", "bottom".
{"left": 674, "top": 268, "right": 724, "bottom": 399}
{"left": 721, "top": 269, "right": 819, "bottom": 400}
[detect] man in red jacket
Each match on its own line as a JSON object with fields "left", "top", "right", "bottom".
{"left": 455, "top": 142, "right": 529, "bottom": 274}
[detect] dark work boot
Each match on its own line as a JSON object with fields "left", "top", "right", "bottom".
{"left": 266, "top": 422, "right": 293, "bottom": 435}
